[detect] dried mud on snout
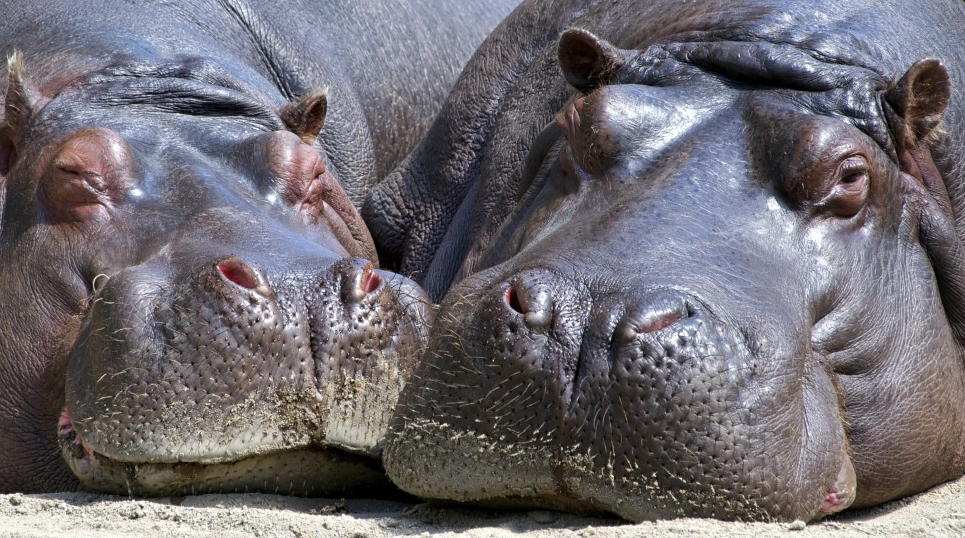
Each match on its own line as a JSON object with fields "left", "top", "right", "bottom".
{"left": 2, "top": 474, "right": 965, "bottom": 537}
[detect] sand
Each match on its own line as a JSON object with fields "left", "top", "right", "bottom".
{"left": 1, "top": 474, "right": 964, "bottom": 538}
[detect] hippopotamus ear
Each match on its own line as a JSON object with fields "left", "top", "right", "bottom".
{"left": 1, "top": 51, "right": 44, "bottom": 173}
{"left": 886, "top": 58, "right": 951, "bottom": 150}
{"left": 558, "top": 28, "right": 628, "bottom": 93}
{"left": 280, "top": 89, "right": 328, "bottom": 145}
{"left": 889, "top": 59, "right": 965, "bottom": 342}
{"left": 887, "top": 59, "right": 954, "bottom": 216}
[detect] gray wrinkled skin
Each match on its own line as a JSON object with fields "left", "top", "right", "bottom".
{"left": 367, "top": 0, "right": 965, "bottom": 523}
{"left": 0, "top": 0, "right": 518, "bottom": 494}
{"left": 65, "top": 252, "right": 429, "bottom": 496}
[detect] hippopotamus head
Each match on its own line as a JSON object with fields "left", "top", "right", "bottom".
{"left": 0, "top": 54, "right": 431, "bottom": 495}
{"left": 381, "top": 24, "right": 965, "bottom": 521}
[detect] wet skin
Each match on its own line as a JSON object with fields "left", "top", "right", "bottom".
{"left": 366, "top": 0, "right": 965, "bottom": 522}
{"left": 0, "top": 0, "right": 518, "bottom": 494}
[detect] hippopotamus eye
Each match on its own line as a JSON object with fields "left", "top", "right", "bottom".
{"left": 776, "top": 118, "right": 874, "bottom": 222}
{"left": 815, "top": 156, "right": 870, "bottom": 219}
{"left": 40, "top": 128, "right": 136, "bottom": 223}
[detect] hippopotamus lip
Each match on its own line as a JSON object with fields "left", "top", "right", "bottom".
{"left": 62, "top": 445, "right": 396, "bottom": 497}
{"left": 58, "top": 405, "right": 397, "bottom": 496}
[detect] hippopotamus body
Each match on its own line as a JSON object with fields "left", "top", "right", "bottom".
{"left": 366, "top": 0, "right": 965, "bottom": 522}
{"left": 0, "top": 0, "right": 518, "bottom": 494}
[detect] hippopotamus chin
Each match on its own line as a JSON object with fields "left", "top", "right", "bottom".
{"left": 0, "top": 0, "right": 519, "bottom": 495}
{"left": 367, "top": 0, "right": 965, "bottom": 522}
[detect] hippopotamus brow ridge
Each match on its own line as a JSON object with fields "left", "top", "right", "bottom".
{"left": 71, "top": 71, "right": 287, "bottom": 132}
{"left": 611, "top": 39, "right": 898, "bottom": 160}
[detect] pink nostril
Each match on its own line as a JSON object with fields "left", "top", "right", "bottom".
{"left": 363, "top": 268, "right": 381, "bottom": 294}
{"left": 506, "top": 284, "right": 525, "bottom": 314}
{"left": 217, "top": 258, "right": 258, "bottom": 289}
{"left": 341, "top": 260, "right": 380, "bottom": 303}
{"left": 638, "top": 312, "right": 683, "bottom": 334}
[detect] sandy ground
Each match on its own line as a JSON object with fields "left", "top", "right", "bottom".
{"left": 2, "top": 475, "right": 965, "bottom": 538}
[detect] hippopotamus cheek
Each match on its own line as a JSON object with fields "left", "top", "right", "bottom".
{"left": 562, "top": 319, "right": 853, "bottom": 521}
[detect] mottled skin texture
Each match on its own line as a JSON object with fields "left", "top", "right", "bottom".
{"left": 366, "top": 0, "right": 965, "bottom": 523}
{"left": 0, "top": 0, "right": 518, "bottom": 494}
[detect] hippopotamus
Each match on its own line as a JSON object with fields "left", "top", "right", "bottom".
{"left": 0, "top": 0, "right": 519, "bottom": 495}
{"left": 365, "top": 0, "right": 965, "bottom": 522}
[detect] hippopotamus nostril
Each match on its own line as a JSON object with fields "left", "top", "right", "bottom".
{"left": 338, "top": 258, "right": 380, "bottom": 303}
{"left": 614, "top": 290, "right": 691, "bottom": 346}
{"left": 217, "top": 258, "right": 257, "bottom": 289}
{"left": 504, "top": 276, "right": 554, "bottom": 329}
{"left": 216, "top": 257, "right": 273, "bottom": 297}
{"left": 505, "top": 284, "right": 525, "bottom": 313}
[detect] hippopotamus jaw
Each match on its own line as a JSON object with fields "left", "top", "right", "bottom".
{"left": 58, "top": 405, "right": 391, "bottom": 496}
{"left": 58, "top": 404, "right": 395, "bottom": 498}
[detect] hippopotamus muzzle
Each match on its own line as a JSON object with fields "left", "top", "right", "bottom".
{"left": 387, "top": 262, "right": 858, "bottom": 520}
{"left": 61, "top": 248, "right": 430, "bottom": 495}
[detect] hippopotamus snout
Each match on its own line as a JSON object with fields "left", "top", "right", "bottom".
{"left": 62, "top": 243, "right": 430, "bottom": 496}
{"left": 387, "top": 263, "right": 855, "bottom": 520}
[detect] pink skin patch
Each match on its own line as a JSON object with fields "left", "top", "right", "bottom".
{"left": 57, "top": 409, "right": 74, "bottom": 436}
{"left": 58, "top": 408, "right": 96, "bottom": 463}
{"left": 820, "top": 490, "right": 851, "bottom": 514}
{"left": 820, "top": 458, "right": 856, "bottom": 514}
{"left": 638, "top": 312, "right": 682, "bottom": 334}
